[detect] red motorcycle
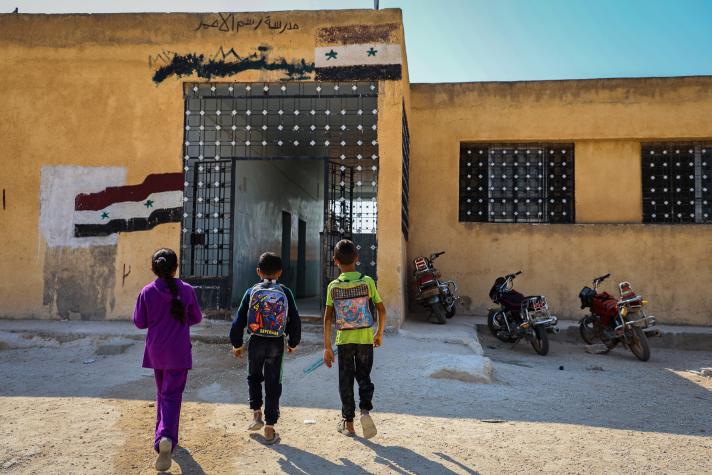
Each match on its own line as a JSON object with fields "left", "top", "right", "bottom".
{"left": 412, "top": 251, "right": 459, "bottom": 324}
{"left": 578, "top": 274, "right": 659, "bottom": 361}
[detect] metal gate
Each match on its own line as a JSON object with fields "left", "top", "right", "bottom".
{"left": 182, "top": 81, "right": 378, "bottom": 312}
{"left": 179, "top": 158, "right": 235, "bottom": 312}
{"left": 322, "top": 161, "right": 354, "bottom": 296}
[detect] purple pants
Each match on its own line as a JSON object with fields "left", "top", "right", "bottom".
{"left": 153, "top": 368, "right": 188, "bottom": 452}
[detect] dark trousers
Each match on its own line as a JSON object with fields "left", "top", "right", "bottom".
{"left": 337, "top": 343, "right": 374, "bottom": 422}
{"left": 247, "top": 336, "right": 284, "bottom": 425}
{"left": 153, "top": 368, "right": 188, "bottom": 452}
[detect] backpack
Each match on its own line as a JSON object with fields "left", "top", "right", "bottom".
{"left": 331, "top": 273, "right": 374, "bottom": 330}
{"left": 247, "top": 281, "right": 288, "bottom": 337}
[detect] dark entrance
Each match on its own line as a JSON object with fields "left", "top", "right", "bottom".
{"left": 180, "top": 82, "right": 379, "bottom": 313}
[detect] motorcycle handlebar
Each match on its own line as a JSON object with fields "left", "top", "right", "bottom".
{"left": 431, "top": 251, "right": 445, "bottom": 259}
{"left": 505, "top": 271, "right": 522, "bottom": 279}
{"left": 593, "top": 273, "right": 611, "bottom": 283}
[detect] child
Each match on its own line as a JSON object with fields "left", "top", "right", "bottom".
{"left": 133, "top": 248, "right": 203, "bottom": 472}
{"left": 230, "top": 252, "right": 301, "bottom": 444}
{"left": 322, "top": 239, "right": 386, "bottom": 439}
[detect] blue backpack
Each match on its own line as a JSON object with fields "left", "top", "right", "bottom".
{"left": 247, "top": 281, "right": 288, "bottom": 337}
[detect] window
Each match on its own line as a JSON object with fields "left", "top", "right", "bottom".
{"left": 459, "top": 143, "right": 575, "bottom": 223}
{"left": 642, "top": 143, "right": 712, "bottom": 223}
{"left": 402, "top": 102, "right": 410, "bottom": 239}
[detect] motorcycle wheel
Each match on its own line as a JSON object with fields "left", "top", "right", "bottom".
{"left": 487, "top": 310, "right": 516, "bottom": 343}
{"left": 431, "top": 304, "right": 447, "bottom": 325}
{"left": 446, "top": 305, "right": 456, "bottom": 319}
{"left": 628, "top": 326, "right": 651, "bottom": 362}
{"left": 528, "top": 326, "right": 549, "bottom": 356}
{"left": 579, "top": 316, "right": 597, "bottom": 345}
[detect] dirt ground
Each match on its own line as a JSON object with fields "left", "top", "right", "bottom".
{"left": 1, "top": 325, "right": 711, "bottom": 474}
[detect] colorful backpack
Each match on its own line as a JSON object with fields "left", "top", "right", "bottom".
{"left": 331, "top": 273, "right": 374, "bottom": 330}
{"left": 247, "top": 281, "right": 288, "bottom": 337}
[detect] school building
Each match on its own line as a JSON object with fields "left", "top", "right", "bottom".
{"left": 1, "top": 9, "right": 711, "bottom": 327}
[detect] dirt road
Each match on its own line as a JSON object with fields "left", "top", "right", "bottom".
{"left": 1, "top": 325, "right": 711, "bottom": 474}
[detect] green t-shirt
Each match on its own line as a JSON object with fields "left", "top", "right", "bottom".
{"left": 326, "top": 271, "right": 382, "bottom": 346}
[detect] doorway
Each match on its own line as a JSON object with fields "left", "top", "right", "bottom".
{"left": 179, "top": 81, "right": 380, "bottom": 315}
{"left": 231, "top": 158, "right": 325, "bottom": 316}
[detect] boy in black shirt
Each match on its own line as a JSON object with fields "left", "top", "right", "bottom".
{"left": 230, "top": 252, "right": 301, "bottom": 444}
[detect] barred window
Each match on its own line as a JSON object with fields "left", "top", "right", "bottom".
{"left": 642, "top": 142, "right": 712, "bottom": 223}
{"left": 459, "top": 143, "right": 575, "bottom": 223}
{"left": 401, "top": 102, "right": 410, "bottom": 240}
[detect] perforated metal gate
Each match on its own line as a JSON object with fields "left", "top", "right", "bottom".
{"left": 179, "top": 160, "right": 234, "bottom": 311}
{"left": 181, "top": 82, "right": 379, "bottom": 311}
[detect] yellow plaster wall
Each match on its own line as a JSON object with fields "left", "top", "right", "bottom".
{"left": 0, "top": 9, "right": 407, "bottom": 323}
{"left": 575, "top": 141, "right": 643, "bottom": 223}
{"left": 409, "top": 77, "right": 712, "bottom": 325}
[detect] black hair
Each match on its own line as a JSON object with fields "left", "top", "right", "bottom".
{"left": 258, "top": 252, "right": 283, "bottom": 276}
{"left": 334, "top": 239, "right": 358, "bottom": 265}
{"left": 151, "top": 248, "right": 185, "bottom": 324}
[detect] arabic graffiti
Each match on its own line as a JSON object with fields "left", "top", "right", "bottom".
{"left": 194, "top": 13, "right": 300, "bottom": 34}
{"left": 148, "top": 49, "right": 179, "bottom": 68}
{"left": 152, "top": 45, "right": 315, "bottom": 84}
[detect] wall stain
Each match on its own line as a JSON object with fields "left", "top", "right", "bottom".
{"left": 43, "top": 245, "right": 117, "bottom": 320}
{"left": 152, "top": 45, "right": 314, "bottom": 84}
{"left": 122, "top": 263, "right": 131, "bottom": 287}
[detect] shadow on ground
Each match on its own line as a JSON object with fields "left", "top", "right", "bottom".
{"left": 1, "top": 325, "right": 711, "bottom": 438}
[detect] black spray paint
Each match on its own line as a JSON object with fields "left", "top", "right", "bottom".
{"left": 153, "top": 46, "right": 315, "bottom": 84}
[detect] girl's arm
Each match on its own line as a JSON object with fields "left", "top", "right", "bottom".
{"left": 187, "top": 287, "right": 203, "bottom": 326}
{"left": 133, "top": 292, "right": 148, "bottom": 329}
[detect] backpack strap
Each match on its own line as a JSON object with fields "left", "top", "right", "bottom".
{"left": 338, "top": 273, "right": 364, "bottom": 283}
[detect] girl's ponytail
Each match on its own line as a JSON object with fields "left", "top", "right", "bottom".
{"left": 151, "top": 248, "right": 186, "bottom": 324}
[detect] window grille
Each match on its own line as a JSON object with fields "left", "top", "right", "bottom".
{"left": 459, "top": 143, "right": 575, "bottom": 223}
{"left": 642, "top": 142, "right": 712, "bottom": 223}
{"left": 402, "top": 102, "right": 410, "bottom": 239}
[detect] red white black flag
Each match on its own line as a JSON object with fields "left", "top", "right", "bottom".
{"left": 73, "top": 173, "right": 183, "bottom": 237}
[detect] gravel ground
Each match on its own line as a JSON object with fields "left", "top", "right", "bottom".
{"left": 0, "top": 326, "right": 711, "bottom": 474}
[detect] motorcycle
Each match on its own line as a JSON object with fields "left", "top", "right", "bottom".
{"left": 578, "top": 274, "right": 659, "bottom": 362}
{"left": 412, "top": 251, "right": 459, "bottom": 324}
{"left": 487, "top": 271, "right": 559, "bottom": 356}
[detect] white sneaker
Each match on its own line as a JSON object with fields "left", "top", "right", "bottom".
{"left": 155, "top": 437, "right": 172, "bottom": 472}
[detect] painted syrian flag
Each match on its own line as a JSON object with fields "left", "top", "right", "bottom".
{"left": 315, "top": 43, "right": 402, "bottom": 81}
{"left": 73, "top": 173, "right": 183, "bottom": 237}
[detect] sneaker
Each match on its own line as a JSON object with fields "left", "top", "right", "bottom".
{"left": 248, "top": 410, "right": 264, "bottom": 431}
{"left": 264, "top": 425, "right": 279, "bottom": 445}
{"left": 155, "top": 437, "right": 172, "bottom": 472}
{"left": 337, "top": 419, "right": 356, "bottom": 436}
{"left": 360, "top": 411, "right": 377, "bottom": 439}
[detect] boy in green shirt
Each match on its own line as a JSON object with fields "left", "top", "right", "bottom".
{"left": 323, "top": 239, "right": 386, "bottom": 439}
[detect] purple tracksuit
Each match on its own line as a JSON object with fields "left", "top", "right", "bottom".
{"left": 133, "top": 278, "right": 202, "bottom": 452}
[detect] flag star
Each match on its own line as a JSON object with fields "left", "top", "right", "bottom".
{"left": 367, "top": 47, "right": 378, "bottom": 56}
{"left": 100, "top": 212, "right": 109, "bottom": 219}
{"left": 144, "top": 199, "right": 154, "bottom": 208}
{"left": 325, "top": 49, "right": 338, "bottom": 60}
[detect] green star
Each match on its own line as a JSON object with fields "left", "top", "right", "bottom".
{"left": 100, "top": 212, "right": 109, "bottom": 219}
{"left": 367, "top": 47, "right": 377, "bottom": 57}
{"left": 144, "top": 199, "right": 154, "bottom": 208}
{"left": 325, "top": 49, "right": 338, "bottom": 60}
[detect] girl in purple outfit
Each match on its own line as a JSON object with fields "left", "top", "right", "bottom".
{"left": 133, "top": 248, "right": 202, "bottom": 472}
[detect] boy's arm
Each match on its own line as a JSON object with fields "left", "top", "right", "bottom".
{"left": 367, "top": 277, "right": 386, "bottom": 347}
{"left": 133, "top": 291, "right": 148, "bottom": 330}
{"left": 229, "top": 290, "right": 250, "bottom": 348}
{"left": 374, "top": 302, "right": 387, "bottom": 347}
{"left": 283, "top": 287, "right": 301, "bottom": 349}
{"left": 323, "top": 305, "right": 335, "bottom": 367}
